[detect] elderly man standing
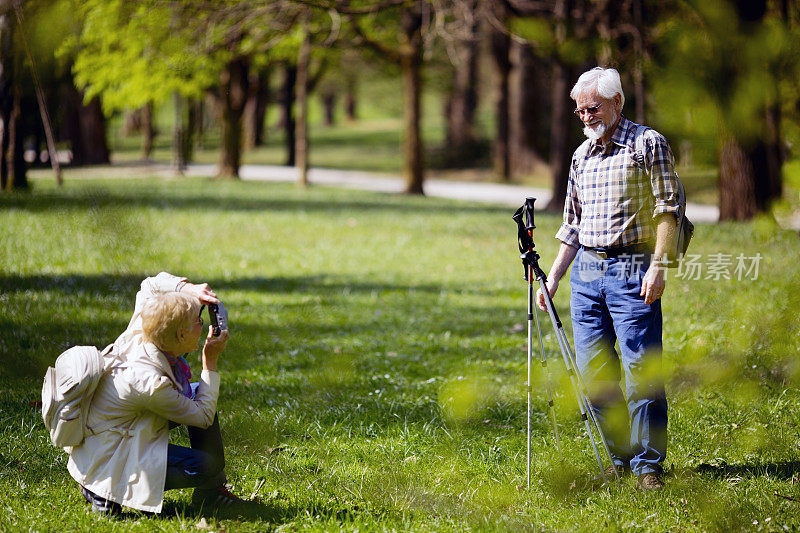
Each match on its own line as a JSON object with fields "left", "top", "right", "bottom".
{"left": 536, "top": 67, "right": 680, "bottom": 491}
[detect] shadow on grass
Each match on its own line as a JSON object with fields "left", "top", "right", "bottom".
{"left": 109, "top": 490, "right": 394, "bottom": 526}
{"left": 694, "top": 461, "right": 800, "bottom": 480}
{"left": 1, "top": 271, "right": 532, "bottom": 386}
{"left": 157, "top": 498, "right": 296, "bottom": 524}
{"left": 0, "top": 271, "right": 510, "bottom": 301}
{"left": 0, "top": 183, "right": 515, "bottom": 216}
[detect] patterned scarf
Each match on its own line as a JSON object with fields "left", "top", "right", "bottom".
{"left": 168, "top": 355, "right": 193, "bottom": 398}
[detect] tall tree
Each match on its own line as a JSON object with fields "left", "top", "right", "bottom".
{"left": 69, "top": 0, "right": 298, "bottom": 179}
{"left": 338, "top": 0, "right": 427, "bottom": 194}
{"left": 244, "top": 67, "right": 271, "bottom": 148}
{"left": 0, "top": 1, "right": 16, "bottom": 189}
{"left": 280, "top": 62, "right": 297, "bottom": 166}
{"left": 506, "top": 0, "right": 649, "bottom": 207}
{"left": 295, "top": 11, "right": 311, "bottom": 186}
{"left": 59, "top": 77, "right": 110, "bottom": 166}
{"left": 218, "top": 56, "right": 250, "bottom": 178}
{"left": 651, "top": 0, "right": 798, "bottom": 220}
{"left": 442, "top": 0, "right": 480, "bottom": 165}
{"left": 509, "top": 40, "right": 549, "bottom": 178}
{"left": 489, "top": 1, "right": 512, "bottom": 182}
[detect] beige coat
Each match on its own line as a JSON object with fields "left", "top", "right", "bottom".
{"left": 67, "top": 273, "right": 220, "bottom": 513}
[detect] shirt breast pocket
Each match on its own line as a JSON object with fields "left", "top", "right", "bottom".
{"left": 623, "top": 150, "right": 648, "bottom": 203}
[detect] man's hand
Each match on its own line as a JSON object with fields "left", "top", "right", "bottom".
{"left": 202, "top": 327, "right": 228, "bottom": 372}
{"left": 182, "top": 282, "right": 220, "bottom": 305}
{"left": 535, "top": 280, "right": 559, "bottom": 312}
{"left": 640, "top": 265, "right": 666, "bottom": 305}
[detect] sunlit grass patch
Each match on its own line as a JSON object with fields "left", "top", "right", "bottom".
{"left": 2, "top": 176, "right": 800, "bottom": 531}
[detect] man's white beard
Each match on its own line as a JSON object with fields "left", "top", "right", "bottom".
{"left": 583, "top": 121, "right": 607, "bottom": 141}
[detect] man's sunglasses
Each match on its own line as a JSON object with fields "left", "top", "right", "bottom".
{"left": 574, "top": 102, "right": 604, "bottom": 117}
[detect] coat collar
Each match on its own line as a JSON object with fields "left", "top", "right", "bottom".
{"left": 141, "top": 341, "right": 180, "bottom": 387}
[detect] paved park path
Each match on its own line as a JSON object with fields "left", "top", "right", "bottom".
{"left": 182, "top": 163, "right": 720, "bottom": 223}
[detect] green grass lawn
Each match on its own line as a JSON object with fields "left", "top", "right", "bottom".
{"left": 1, "top": 175, "right": 799, "bottom": 531}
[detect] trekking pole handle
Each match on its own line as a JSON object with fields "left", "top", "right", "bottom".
{"left": 524, "top": 197, "right": 536, "bottom": 232}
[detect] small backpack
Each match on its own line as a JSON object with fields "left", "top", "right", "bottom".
{"left": 41, "top": 345, "right": 117, "bottom": 448}
{"left": 633, "top": 125, "right": 695, "bottom": 266}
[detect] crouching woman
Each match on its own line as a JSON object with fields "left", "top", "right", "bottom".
{"left": 67, "top": 272, "right": 246, "bottom": 515}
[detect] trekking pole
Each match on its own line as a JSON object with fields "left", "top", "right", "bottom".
{"left": 534, "top": 267, "right": 618, "bottom": 482}
{"left": 531, "top": 284, "right": 560, "bottom": 454}
{"left": 514, "top": 199, "right": 561, "bottom": 490}
{"left": 550, "top": 311, "right": 618, "bottom": 478}
{"left": 513, "top": 198, "right": 618, "bottom": 483}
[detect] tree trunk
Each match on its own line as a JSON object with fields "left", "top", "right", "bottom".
{"left": 217, "top": 56, "right": 250, "bottom": 179}
{"left": 510, "top": 41, "right": 548, "bottom": 177}
{"left": 183, "top": 98, "right": 198, "bottom": 164}
{"left": 719, "top": 139, "right": 758, "bottom": 220}
{"left": 400, "top": 4, "right": 424, "bottom": 195}
{"left": 78, "top": 96, "right": 110, "bottom": 165}
{"left": 547, "top": 61, "right": 572, "bottom": 211}
{"left": 172, "top": 91, "right": 185, "bottom": 173}
{"left": 322, "top": 91, "right": 335, "bottom": 126}
{"left": 295, "top": 15, "right": 311, "bottom": 187}
{"left": 5, "top": 83, "right": 27, "bottom": 190}
{"left": 0, "top": 8, "right": 12, "bottom": 190}
{"left": 718, "top": 131, "right": 782, "bottom": 221}
{"left": 547, "top": 0, "right": 572, "bottom": 211}
{"left": 490, "top": 13, "right": 511, "bottom": 182}
{"left": 345, "top": 74, "right": 357, "bottom": 122}
{"left": 717, "top": 0, "right": 781, "bottom": 220}
{"left": 282, "top": 63, "right": 297, "bottom": 166}
{"left": 631, "top": 0, "right": 646, "bottom": 124}
{"left": 444, "top": 0, "right": 479, "bottom": 164}
{"left": 764, "top": 103, "right": 784, "bottom": 202}
{"left": 143, "top": 101, "right": 154, "bottom": 160}
{"left": 244, "top": 68, "right": 270, "bottom": 149}
{"left": 198, "top": 96, "right": 211, "bottom": 150}
{"left": 58, "top": 80, "right": 107, "bottom": 166}
{"left": 60, "top": 79, "right": 110, "bottom": 166}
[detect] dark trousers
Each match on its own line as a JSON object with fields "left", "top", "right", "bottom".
{"left": 164, "top": 414, "right": 227, "bottom": 491}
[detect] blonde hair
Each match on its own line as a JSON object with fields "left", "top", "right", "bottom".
{"left": 141, "top": 292, "right": 200, "bottom": 352}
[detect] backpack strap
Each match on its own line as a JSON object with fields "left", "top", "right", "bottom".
{"left": 632, "top": 123, "right": 648, "bottom": 167}
{"left": 633, "top": 123, "right": 687, "bottom": 220}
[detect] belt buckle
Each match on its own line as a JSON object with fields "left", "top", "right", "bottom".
{"left": 595, "top": 249, "right": 608, "bottom": 259}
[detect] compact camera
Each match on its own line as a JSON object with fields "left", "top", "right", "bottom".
{"left": 208, "top": 302, "right": 228, "bottom": 337}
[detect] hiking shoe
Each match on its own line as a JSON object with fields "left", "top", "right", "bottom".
{"left": 192, "top": 485, "right": 256, "bottom": 514}
{"left": 80, "top": 486, "right": 122, "bottom": 516}
{"left": 636, "top": 472, "right": 665, "bottom": 491}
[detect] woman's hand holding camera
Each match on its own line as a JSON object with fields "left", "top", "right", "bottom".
{"left": 202, "top": 326, "right": 228, "bottom": 372}
{"left": 183, "top": 280, "right": 227, "bottom": 371}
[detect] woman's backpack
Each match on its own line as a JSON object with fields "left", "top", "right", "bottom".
{"left": 41, "top": 345, "right": 117, "bottom": 449}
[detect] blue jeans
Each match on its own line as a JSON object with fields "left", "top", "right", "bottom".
{"left": 569, "top": 248, "right": 667, "bottom": 475}
{"left": 164, "top": 412, "right": 227, "bottom": 491}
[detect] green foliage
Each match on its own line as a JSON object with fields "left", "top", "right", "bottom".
{"left": 508, "top": 17, "right": 596, "bottom": 65}
{"left": 63, "top": 1, "right": 322, "bottom": 114}
{"left": 2, "top": 176, "right": 800, "bottom": 530}
{"left": 650, "top": 0, "right": 800, "bottom": 159}
{"left": 63, "top": 0, "right": 219, "bottom": 112}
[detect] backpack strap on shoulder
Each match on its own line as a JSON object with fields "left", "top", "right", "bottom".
{"left": 633, "top": 123, "right": 649, "bottom": 167}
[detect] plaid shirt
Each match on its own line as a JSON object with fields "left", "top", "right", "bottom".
{"left": 555, "top": 116, "right": 681, "bottom": 249}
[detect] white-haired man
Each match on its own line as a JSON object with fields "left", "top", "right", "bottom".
{"left": 536, "top": 67, "right": 680, "bottom": 491}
